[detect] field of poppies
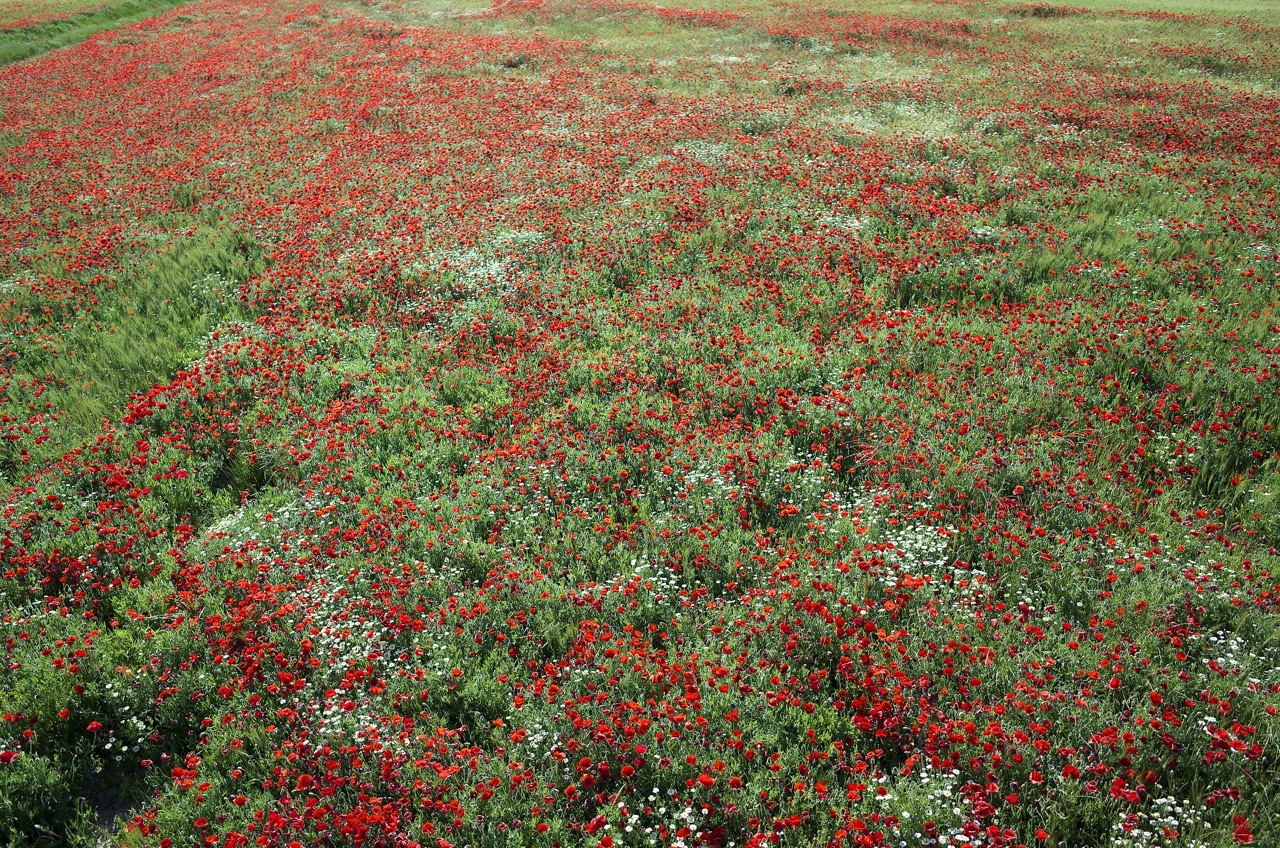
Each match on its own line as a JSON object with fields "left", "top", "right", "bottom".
{"left": 1, "top": 0, "right": 1278, "bottom": 845}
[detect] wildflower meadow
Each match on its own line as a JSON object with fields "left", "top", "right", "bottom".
{"left": 0, "top": 0, "right": 1278, "bottom": 845}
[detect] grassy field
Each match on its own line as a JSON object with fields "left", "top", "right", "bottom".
{"left": 0, "top": 0, "right": 106, "bottom": 26}
{"left": 1027, "top": 0, "right": 1280, "bottom": 21}
{"left": 0, "top": 0, "right": 193, "bottom": 62}
{"left": 626, "top": 0, "right": 1280, "bottom": 23}
{"left": 0, "top": 0, "right": 1278, "bottom": 846}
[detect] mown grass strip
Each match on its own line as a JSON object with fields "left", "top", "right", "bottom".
{"left": 0, "top": 0, "right": 194, "bottom": 66}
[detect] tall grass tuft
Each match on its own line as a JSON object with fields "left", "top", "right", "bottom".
{"left": 4, "top": 223, "right": 264, "bottom": 471}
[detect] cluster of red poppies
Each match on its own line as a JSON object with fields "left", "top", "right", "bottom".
{"left": 1, "top": 0, "right": 1277, "bottom": 846}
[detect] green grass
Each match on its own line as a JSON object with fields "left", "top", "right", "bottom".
{"left": 0, "top": 0, "right": 192, "bottom": 65}
{"left": 0, "top": 221, "right": 263, "bottom": 472}
{"left": 0, "top": 0, "right": 106, "bottom": 27}
{"left": 636, "top": 0, "right": 1280, "bottom": 25}
{"left": 1010, "top": 0, "right": 1280, "bottom": 23}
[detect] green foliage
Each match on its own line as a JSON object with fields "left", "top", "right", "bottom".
{"left": 2, "top": 0, "right": 1280, "bottom": 846}
{"left": 1, "top": 222, "right": 263, "bottom": 472}
{"left": 0, "top": 0, "right": 196, "bottom": 66}
{"left": 0, "top": 751, "right": 100, "bottom": 848}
